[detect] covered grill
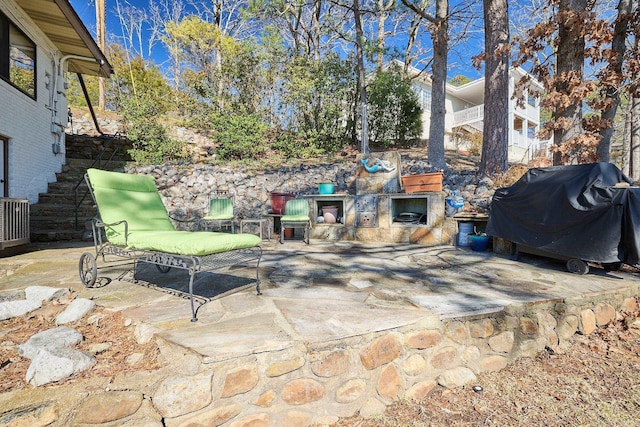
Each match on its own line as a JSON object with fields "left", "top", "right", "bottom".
{"left": 486, "top": 162, "right": 640, "bottom": 274}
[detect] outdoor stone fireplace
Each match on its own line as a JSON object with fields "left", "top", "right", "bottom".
{"left": 307, "top": 152, "right": 446, "bottom": 244}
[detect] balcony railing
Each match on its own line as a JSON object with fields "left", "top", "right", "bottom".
{"left": 453, "top": 105, "right": 484, "bottom": 127}
{"left": 454, "top": 103, "right": 540, "bottom": 127}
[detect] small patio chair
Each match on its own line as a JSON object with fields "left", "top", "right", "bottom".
{"left": 280, "top": 198, "right": 310, "bottom": 244}
{"left": 200, "top": 195, "right": 235, "bottom": 233}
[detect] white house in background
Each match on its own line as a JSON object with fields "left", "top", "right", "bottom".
{"left": 0, "top": 0, "right": 112, "bottom": 202}
{"left": 404, "top": 62, "right": 548, "bottom": 164}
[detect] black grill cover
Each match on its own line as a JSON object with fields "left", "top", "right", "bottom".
{"left": 486, "top": 162, "right": 640, "bottom": 265}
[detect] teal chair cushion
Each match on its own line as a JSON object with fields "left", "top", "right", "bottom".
{"left": 280, "top": 199, "right": 309, "bottom": 222}
{"left": 202, "top": 198, "right": 234, "bottom": 220}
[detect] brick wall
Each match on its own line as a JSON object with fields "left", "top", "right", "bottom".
{"left": 0, "top": 2, "right": 66, "bottom": 203}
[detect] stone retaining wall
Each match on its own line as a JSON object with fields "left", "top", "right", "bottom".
{"left": 69, "top": 291, "right": 638, "bottom": 426}
{"left": 124, "top": 160, "right": 490, "bottom": 230}
{"left": 66, "top": 118, "right": 494, "bottom": 219}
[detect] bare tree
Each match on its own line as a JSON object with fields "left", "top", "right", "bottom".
{"left": 114, "top": 2, "right": 150, "bottom": 57}
{"left": 148, "top": 0, "right": 188, "bottom": 86}
{"left": 354, "top": 0, "right": 370, "bottom": 153}
{"left": 479, "top": 0, "right": 509, "bottom": 176}
{"left": 631, "top": 96, "right": 640, "bottom": 179}
{"left": 551, "top": 0, "right": 587, "bottom": 165}
{"left": 253, "top": 0, "right": 343, "bottom": 58}
{"left": 597, "top": 0, "right": 633, "bottom": 161}
{"left": 402, "top": 4, "right": 425, "bottom": 70}
{"left": 375, "top": 0, "right": 396, "bottom": 70}
{"left": 401, "top": 0, "right": 449, "bottom": 170}
{"left": 630, "top": 30, "right": 640, "bottom": 179}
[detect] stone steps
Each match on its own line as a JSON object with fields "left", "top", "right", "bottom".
{"left": 30, "top": 228, "right": 87, "bottom": 242}
{"left": 30, "top": 133, "right": 131, "bottom": 242}
{"left": 35, "top": 193, "right": 94, "bottom": 206}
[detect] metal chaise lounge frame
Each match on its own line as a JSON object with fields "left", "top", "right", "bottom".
{"left": 78, "top": 168, "right": 263, "bottom": 322}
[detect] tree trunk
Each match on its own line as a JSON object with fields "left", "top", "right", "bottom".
{"left": 353, "top": 0, "right": 369, "bottom": 153}
{"left": 427, "top": 0, "right": 448, "bottom": 171}
{"left": 479, "top": 0, "right": 509, "bottom": 177}
{"left": 597, "top": 0, "right": 631, "bottom": 162}
{"left": 213, "top": 0, "right": 225, "bottom": 110}
{"left": 312, "top": 0, "right": 322, "bottom": 60}
{"left": 631, "top": 96, "right": 640, "bottom": 180}
{"left": 621, "top": 101, "right": 630, "bottom": 175}
{"left": 404, "top": 14, "right": 421, "bottom": 71}
{"left": 553, "top": 0, "right": 586, "bottom": 165}
{"left": 375, "top": 0, "right": 395, "bottom": 71}
{"left": 96, "top": 0, "right": 106, "bottom": 110}
{"left": 377, "top": 0, "right": 386, "bottom": 71}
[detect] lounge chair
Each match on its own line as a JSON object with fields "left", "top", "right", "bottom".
{"left": 279, "top": 198, "right": 311, "bottom": 244}
{"left": 200, "top": 194, "right": 235, "bottom": 233}
{"left": 78, "top": 168, "right": 262, "bottom": 321}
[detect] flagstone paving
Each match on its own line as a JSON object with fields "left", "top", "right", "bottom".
{"left": 1, "top": 239, "right": 639, "bottom": 426}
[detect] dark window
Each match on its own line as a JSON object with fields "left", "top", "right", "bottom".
{"left": 0, "top": 12, "right": 36, "bottom": 98}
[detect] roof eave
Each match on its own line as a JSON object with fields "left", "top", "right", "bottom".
{"left": 52, "top": 0, "right": 113, "bottom": 77}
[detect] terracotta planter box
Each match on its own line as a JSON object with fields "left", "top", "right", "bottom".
{"left": 402, "top": 172, "right": 444, "bottom": 193}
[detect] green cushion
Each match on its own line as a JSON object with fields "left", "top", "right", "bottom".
{"left": 283, "top": 199, "right": 309, "bottom": 218}
{"left": 205, "top": 198, "right": 234, "bottom": 220}
{"left": 87, "top": 169, "right": 174, "bottom": 238}
{"left": 118, "top": 231, "right": 261, "bottom": 256}
{"left": 202, "top": 214, "right": 234, "bottom": 220}
{"left": 280, "top": 215, "right": 310, "bottom": 222}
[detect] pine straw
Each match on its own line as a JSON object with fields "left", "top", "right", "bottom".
{"left": 0, "top": 305, "right": 161, "bottom": 393}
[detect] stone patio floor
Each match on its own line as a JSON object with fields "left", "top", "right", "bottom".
{"left": 2, "top": 239, "right": 638, "bottom": 364}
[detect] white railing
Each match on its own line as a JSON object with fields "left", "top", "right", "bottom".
{"left": 453, "top": 105, "right": 484, "bottom": 127}
{"left": 510, "top": 131, "right": 532, "bottom": 148}
{"left": 0, "top": 198, "right": 30, "bottom": 249}
{"left": 511, "top": 136, "right": 552, "bottom": 164}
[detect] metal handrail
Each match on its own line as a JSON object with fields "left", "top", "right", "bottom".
{"left": 73, "top": 132, "right": 127, "bottom": 230}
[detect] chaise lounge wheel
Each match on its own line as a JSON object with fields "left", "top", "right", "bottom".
{"left": 79, "top": 252, "right": 98, "bottom": 287}
{"left": 566, "top": 258, "right": 589, "bottom": 275}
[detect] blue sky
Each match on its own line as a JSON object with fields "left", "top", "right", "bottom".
{"left": 70, "top": 0, "right": 485, "bottom": 81}
{"left": 70, "top": 0, "right": 171, "bottom": 66}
